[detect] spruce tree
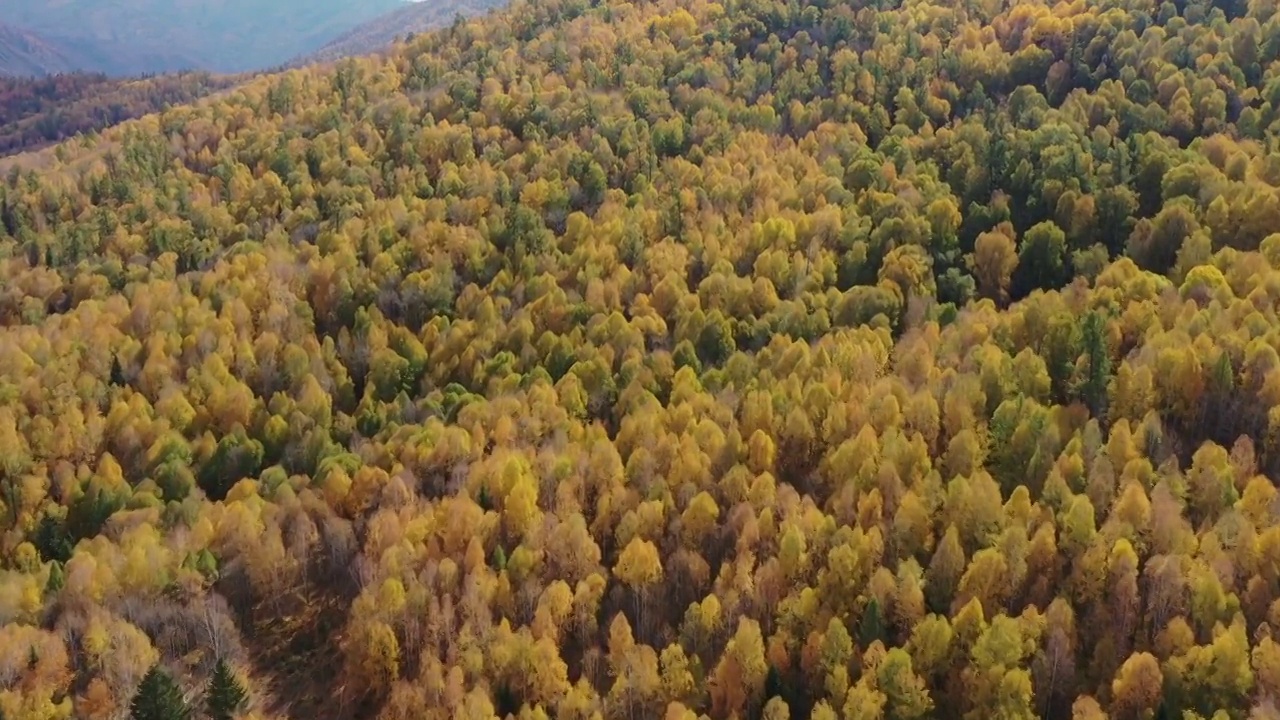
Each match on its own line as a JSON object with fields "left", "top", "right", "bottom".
{"left": 859, "top": 597, "right": 885, "bottom": 649}
{"left": 110, "top": 356, "right": 126, "bottom": 386}
{"left": 205, "top": 658, "right": 248, "bottom": 720}
{"left": 130, "top": 665, "right": 191, "bottom": 720}
{"left": 44, "top": 561, "right": 64, "bottom": 594}
{"left": 1079, "top": 310, "right": 1113, "bottom": 423}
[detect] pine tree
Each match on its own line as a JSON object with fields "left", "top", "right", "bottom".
{"left": 205, "top": 658, "right": 248, "bottom": 720}
{"left": 131, "top": 665, "right": 191, "bottom": 720}
{"left": 859, "top": 597, "right": 886, "bottom": 649}
{"left": 1079, "top": 311, "right": 1113, "bottom": 423}
{"left": 110, "top": 355, "right": 126, "bottom": 386}
{"left": 44, "top": 561, "right": 65, "bottom": 594}
{"left": 33, "top": 514, "right": 72, "bottom": 563}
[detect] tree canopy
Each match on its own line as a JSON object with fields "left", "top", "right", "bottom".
{"left": 3, "top": 0, "right": 1280, "bottom": 718}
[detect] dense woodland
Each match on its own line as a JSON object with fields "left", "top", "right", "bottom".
{"left": 4, "top": 0, "right": 1280, "bottom": 718}
{"left": 0, "top": 72, "right": 243, "bottom": 157}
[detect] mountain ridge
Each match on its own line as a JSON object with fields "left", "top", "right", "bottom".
{"left": 1, "top": 0, "right": 410, "bottom": 76}
{"left": 0, "top": 22, "right": 81, "bottom": 77}
{"left": 293, "top": 0, "right": 507, "bottom": 66}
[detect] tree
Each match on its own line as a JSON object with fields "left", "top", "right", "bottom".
{"left": 110, "top": 356, "right": 127, "bottom": 386}
{"left": 877, "top": 648, "right": 933, "bottom": 720}
{"left": 1071, "top": 696, "right": 1107, "bottom": 720}
{"left": 843, "top": 676, "right": 888, "bottom": 720}
{"left": 1112, "top": 652, "right": 1163, "bottom": 720}
{"left": 44, "top": 560, "right": 65, "bottom": 594}
{"left": 860, "top": 597, "right": 887, "bottom": 650}
{"left": 614, "top": 536, "right": 664, "bottom": 633}
{"left": 1127, "top": 205, "right": 1199, "bottom": 275}
{"left": 197, "top": 429, "right": 263, "bottom": 502}
{"left": 711, "top": 618, "right": 768, "bottom": 718}
{"left": 969, "top": 224, "right": 1019, "bottom": 304}
{"left": 925, "top": 525, "right": 966, "bottom": 613}
{"left": 342, "top": 619, "right": 401, "bottom": 699}
{"left": 130, "top": 665, "right": 191, "bottom": 720}
{"left": 1078, "top": 311, "right": 1111, "bottom": 422}
{"left": 763, "top": 696, "right": 791, "bottom": 720}
{"left": 205, "top": 659, "right": 247, "bottom": 720}
{"left": 1254, "top": 635, "right": 1280, "bottom": 703}
{"left": 1166, "top": 618, "right": 1253, "bottom": 717}
{"left": 820, "top": 616, "right": 855, "bottom": 701}
{"left": 1014, "top": 221, "right": 1067, "bottom": 296}
{"left": 964, "top": 615, "right": 1038, "bottom": 720}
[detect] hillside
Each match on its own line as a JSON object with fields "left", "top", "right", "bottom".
{"left": 296, "top": 0, "right": 507, "bottom": 65}
{"left": 0, "top": 71, "right": 245, "bottom": 156}
{"left": 2, "top": 0, "right": 407, "bottom": 75}
{"left": 4, "top": 0, "right": 1280, "bottom": 718}
{"left": 0, "top": 23, "right": 80, "bottom": 77}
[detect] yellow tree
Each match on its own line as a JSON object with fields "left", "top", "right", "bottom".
{"left": 614, "top": 537, "right": 664, "bottom": 636}
{"left": 968, "top": 224, "right": 1019, "bottom": 304}
{"left": 710, "top": 618, "right": 768, "bottom": 718}
{"left": 1111, "top": 652, "right": 1163, "bottom": 720}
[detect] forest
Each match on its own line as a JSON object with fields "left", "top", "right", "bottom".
{"left": 2, "top": 0, "right": 1280, "bottom": 718}
{"left": 0, "top": 72, "right": 243, "bottom": 157}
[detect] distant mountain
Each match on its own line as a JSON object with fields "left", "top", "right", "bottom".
{"left": 296, "top": 0, "right": 507, "bottom": 66}
{"left": 2, "top": 0, "right": 409, "bottom": 76}
{"left": 0, "top": 23, "right": 81, "bottom": 77}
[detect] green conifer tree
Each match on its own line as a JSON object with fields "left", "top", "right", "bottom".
{"left": 205, "top": 658, "right": 248, "bottom": 720}
{"left": 1079, "top": 310, "right": 1113, "bottom": 423}
{"left": 130, "top": 665, "right": 191, "bottom": 720}
{"left": 44, "top": 561, "right": 65, "bottom": 594}
{"left": 110, "top": 355, "right": 127, "bottom": 386}
{"left": 859, "top": 597, "right": 886, "bottom": 649}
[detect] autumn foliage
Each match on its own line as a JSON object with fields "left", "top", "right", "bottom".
{"left": 3, "top": 0, "right": 1280, "bottom": 718}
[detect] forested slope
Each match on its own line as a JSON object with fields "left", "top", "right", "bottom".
{"left": 0, "top": 72, "right": 245, "bottom": 157}
{"left": 3, "top": 0, "right": 1280, "bottom": 718}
